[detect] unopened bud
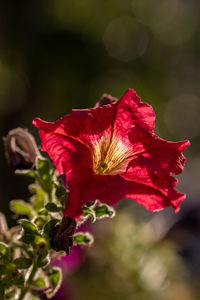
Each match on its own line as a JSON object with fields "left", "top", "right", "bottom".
{"left": 49, "top": 217, "right": 77, "bottom": 255}
{"left": 4, "top": 127, "right": 40, "bottom": 169}
{"left": 94, "top": 94, "right": 118, "bottom": 108}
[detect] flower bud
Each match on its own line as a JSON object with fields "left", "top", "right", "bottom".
{"left": 4, "top": 127, "right": 40, "bottom": 169}
{"left": 49, "top": 217, "right": 77, "bottom": 255}
{"left": 94, "top": 94, "right": 118, "bottom": 108}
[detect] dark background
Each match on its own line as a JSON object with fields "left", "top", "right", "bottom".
{"left": 0, "top": 1, "right": 199, "bottom": 299}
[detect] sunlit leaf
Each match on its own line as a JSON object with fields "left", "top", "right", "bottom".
{"left": 10, "top": 200, "right": 34, "bottom": 218}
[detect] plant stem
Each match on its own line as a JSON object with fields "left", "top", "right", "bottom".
{"left": 18, "top": 259, "right": 37, "bottom": 300}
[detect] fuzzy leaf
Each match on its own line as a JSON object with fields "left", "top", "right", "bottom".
{"left": 43, "top": 219, "right": 59, "bottom": 237}
{"left": 0, "top": 242, "right": 9, "bottom": 258}
{"left": 15, "top": 169, "right": 37, "bottom": 178}
{"left": 34, "top": 217, "right": 46, "bottom": 230}
{"left": 30, "top": 185, "right": 46, "bottom": 212}
{"left": 18, "top": 219, "right": 39, "bottom": 235}
{"left": 36, "top": 158, "right": 53, "bottom": 193}
{"left": 55, "top": 183, "right": 66, "bottom": 199}
{"left": 38, "top": 209, "right": 48, "bottom": 216}
{"left": 13, "top": 257, "right": 32, "bottom": 269}
{"left": 10, "top": 200, "right": 34, "bottom": 218}
{"left": 46, "top": 267, "right": 62, "bottom": 298}
{"left": 82, "top": 206, "right": 96, "bottom": 222}
{"left": 73, "top": 232, "right": 93, "bottom": 246}
{"left": 94, "top": 204, "right": 115, "bottom": 219}
{"left": 32, "top": 277, "right": 46, "bottom": 289}
{"left": 45, "top": 203, "right": 63, "bottom": 212}
{"left": 20, "top": 233, "right": 35, "bottom": 244}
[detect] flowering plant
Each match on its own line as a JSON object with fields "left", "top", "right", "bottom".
{"left": 0, "top": 89, "right": 189, "bottom": 300}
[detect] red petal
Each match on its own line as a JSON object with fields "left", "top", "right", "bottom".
{"left": 114, "top": 89, "right": 156, "bottom": 138}
{"left": 64, "top": 174, "right": 128, "bottom": 218}
{"left": 33, "top": 103, "right": 116, "bottom": 149}
{"left": 125, "top": 126, "right": 190, "bottom": 175}
{"left": 125, "top": 174, "right": 185, "bottom": 213}
{"left": 35, "top": 127, "right": 92, "bottom": 176}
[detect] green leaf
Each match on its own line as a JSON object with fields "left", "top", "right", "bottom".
{"left": 73, "top": 232, "right": 94, "bottom": 246}
{"left": 55, "top": 183, "right": 66, "bottom": 199}
{"left": 82, "top": 206, "right": 96, "bottom": 222}
{"left": 0, "top": 242, "right": 9, "bottom": 258}
{"left": 19, "top": 233, "right": 35, "bottom": 244}
{"left": 36, "top": 158, "right": 53, "bottom": 193}
{"left": 4, "top": 263, "right": 18, "bottom": 278}
{"left": 37, "top": 158, "right": 50, "bottom": 175}
{"left": 10, "top": 200, "right": 34, "bottom": 218}
{"left": 18, "top": 220, "right": 40, "bottom": 244}
{"left": 94, "top": 204, "right": 115, "bottom": 219}
{"left": 46, "top": 267, "right": 62, "bottom": 298}
{"left": 29, "top": 185, "right": 46, "bottom": 212}
{"left": 15, "top": 169, "right": 37, "bottom": 178}
{"left": 13, "top": 257, "right": 32, "bottom": 269}
{"left": 34, "top": 217, "right": 46, "bottom": 230}
{"left": 85, "top": 201, "right": 96, "bottom": 207}
{"left": 45, "top": 203, "right": 63, "bottom": 212}
{"left": 38, "top": 209, "right": 48, "bottom": 216}
{"left": 18, "top": 219, "right": 39, "bottom": 235}
{"left": 43, "top": 219, "right": 59, "bottom": 238}
{"left": 32, "top": 277, "right": 46, "bottom": 289}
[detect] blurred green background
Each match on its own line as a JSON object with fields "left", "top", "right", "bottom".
{"left": 0, "top": 0, "right": 200, "bottom": 299}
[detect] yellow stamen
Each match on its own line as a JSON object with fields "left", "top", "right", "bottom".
{"left": 92, "top": 135, "right": 133, "bottom": 175}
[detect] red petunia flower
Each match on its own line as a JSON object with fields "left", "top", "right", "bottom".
{"left": 33, "top": 89, "right": 190, "bottom": 219}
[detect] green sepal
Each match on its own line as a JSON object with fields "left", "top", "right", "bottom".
{"left": 82, "top": 206, "right": 96, "bottom": 222}
{"left": 45, "top": 203, "right": 63, "bottom": 212}
{"left": 13, "top": 257, "right": 32, "bottom": 269}
{"left": 10, "top": 200, "right": 34, "bottom": 219}
{"left": 85, "top": 201, "right": 96, "bottom": 207}
{"left": 46, "top": 267, "right": 62, "bottom": 298}
{"left": 73, "top": 232, "right": 94, "bottom": 246}
{"left": 94, "top": 204, "right": 115, "bottom": 219}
